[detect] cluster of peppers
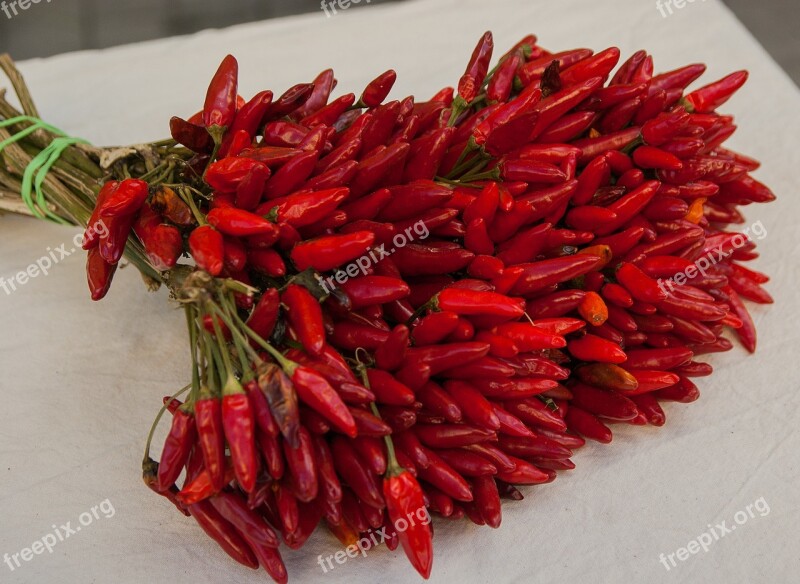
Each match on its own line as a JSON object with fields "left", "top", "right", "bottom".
{"left": 81, "top": 31, "right": 774, "bottom": 582}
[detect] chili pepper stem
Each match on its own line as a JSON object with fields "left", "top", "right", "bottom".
{"left": 178, "top": 186, "right": 207, "bottom": 226}
{"left": 354, "top": 352, "right": 403, "bottom": 477}
{"left": 220, "top": 293, "right": 297, "bottom": 374}
{"left": 458, "top": 166, "right": 500, "bottom": 182}
{"left": 444, "top": 137, "right": 482, "bottom": 179}
{"left": 447, "top": 96, "right": 470, "bottom": 127}
{"left": 186, "top": 305, "right": 201, "bottom": 395}
{"left": 405, "top": 296, "right": 437, "bottom": 327}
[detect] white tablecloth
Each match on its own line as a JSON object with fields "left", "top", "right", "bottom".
{"left": 2, "top": 0, "right": 798, "bottom": 582}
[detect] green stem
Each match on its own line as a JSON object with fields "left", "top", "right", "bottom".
{"left": 354, "top": 355, "right": 401, "bottom": 475}
{"left": 186, "top": 305, "right": 201, "bottom": 395}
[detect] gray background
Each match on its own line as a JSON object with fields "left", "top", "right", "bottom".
{"left": 0, "top": 0, "right": 797, "bottom": 85}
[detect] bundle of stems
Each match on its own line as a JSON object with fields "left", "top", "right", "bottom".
{"left": 0, "top": 53, "right": 195, "bottom": 288}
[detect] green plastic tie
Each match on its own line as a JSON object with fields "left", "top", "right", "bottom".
{"left": 0, "top": 115, "right": 88, "bottom": 223}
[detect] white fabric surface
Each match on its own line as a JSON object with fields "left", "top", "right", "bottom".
{"left": 1, "top": 0, "right": 798, "bottom": 582}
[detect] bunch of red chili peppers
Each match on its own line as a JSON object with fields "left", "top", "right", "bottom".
{"left": 83, "top": 32, "right": 774, "bottom": 582}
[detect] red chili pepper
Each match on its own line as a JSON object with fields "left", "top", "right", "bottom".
{"left": 616, "top": 263, "right": 668, "bottom": 303}
{"left": 413, "top": 424, "right": 494, "bottom": 449}
{"left": 206, "top": 157, "right": 269, "bottom": 192}
{"left": 193, "top": 392, "right": 226, "bottom": 492}
{"left": 222, "top": 382, "right": 258, "bottom": 493}
{"left": 290, "top": 231, "right": 375, "bottom": 272}
{"left": 209, "top": 492, "right": 286, "bottom": 581}
{"left": 203, "top": 55, "right": 238, "bottom": 142}
{"left": 684, "top": 71, "right": 748, "bottom": 113}
{"left": 411, "top": 312, "right": 459, "bottom": 346}
{"left": 282, "top": 284, "right": 326, "bottom": 356}
{"left": 133, "top": 205, "right": 183, "bottom": 271}
{"left": 392, "top": 243, "right": 475, "bottom": 277}
{"left": 177, "top": 460, "right": 235, "bottom": 506}
{"left": 417, "top": 447, "right": 473, "bottom": 501}
{"left": 498, "top": 433, "right": 572, "bottom": 460}
{"left": 86, "top": 247, "right": 117, "bottom": 301}
{"left": 267, "top": 83, "right": 314, "bottom": 119}
{"left": 97, "top": 211, "right": 134, "bottom": 266}
{"left": 142, "top": 458, "right": 189, "bottom": 516}
{"left": 349, "top": 406, "right": 392, "bottom": 436}
{"left": 290, "top": 365, "right": 357, "bottom": 437}
{"left": 234, "top": 163, "right": 270, "bottom": 211}
{"left": 576, "top": 363, "right": 639, "bottom": 392}
{"left": 247, "top": 249, "right": 285, "bottom": 277}
{"left": 262, "top": 151, "right": 319, "bottom": 199}
{"left": 157, "top": 405, "right": 196, "bottom": 492}
{"left": 633, "top": 145, "right": 683, "bottom": 171}
{"left": 360, "top": 69, "right": 397, "bottom": 107}
{"left": 310, "top": 434, "right": 343, "bottom": 502}
{"left": 457, "top": 31, "right": 494, "bottom": 104}
{"left": 188, "top": 225, "right": 225, "bottom": 276}
{"left": 502, "top": 399, "right": 566, "bottom": 432}
{"left": 567, "top": 334, "right": 627, "bottom": 364}
{"left": 571, "top": 383, "right": 638, "bottom": 420}
{"left": 241, "top": 379, "right": 278, "bottom": 438}
{"left": 404, "top": 126, "right": 455, "bottom": 182}
{"left": 292, "top": 69, "right": 336, "bottom": 120}
{"left": 98, "top": 178, "right": 149, "bottom": 218}
{"left": 487, "top": 54, "right": 520, "bottom": 104}
{"left": 404, "top": 342, "right": 490, "bottom": 376}
{"left": 349, "top": 141, "right": 410, "bottom": 197}
{"left": 82, "top": 181, "right": 120, "bottom": 250}
{"left": 331, "top": 436, "right": 384, "bottom": 508}
{"left": 366, "top": 369, "right": 416, "bottom": 406}
{"left": 218, "top": 90, "right": 273, "bottom": 156}
{"left": 265, "top": 187, "right": 348, "bottom": 228}
{"left": 521, "top": 48, "right": 594, "bottom": 84}
{"left": 573, "top": 126, "right": 641, "bottom": 164}
{"left": 282, "top": 426, "right": 319, "bottom": 503}
{"left": 302, "top": 160, "right": 358, "bottom": 191}
{"left": 188, "top": 499, "right": 258, "bottom": 569}
{"left": 170, "top": 115, "right": 214, "bottom": 153}
{"left": 301, "top": 93, "right": 355, "bottom": 127}
{"left": 206, "top": 207, "right": 278, "bottom": 238}
{"left": 444, "top": 380, "right": 501, "bottom": 430}
{"left": 434, "top": 288, "right": 523, "bottom": 320}
{"left": 245, "top": 288, "right": 280, "bottom": 343}
{"left": 624, "top": 370, "right": 681, "bottom": 394}
{"left": 375, "top": 324, "right": 410, "bottom": 371}
{"left": 383, "top": 470, "right": 434, "bottom": 578}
